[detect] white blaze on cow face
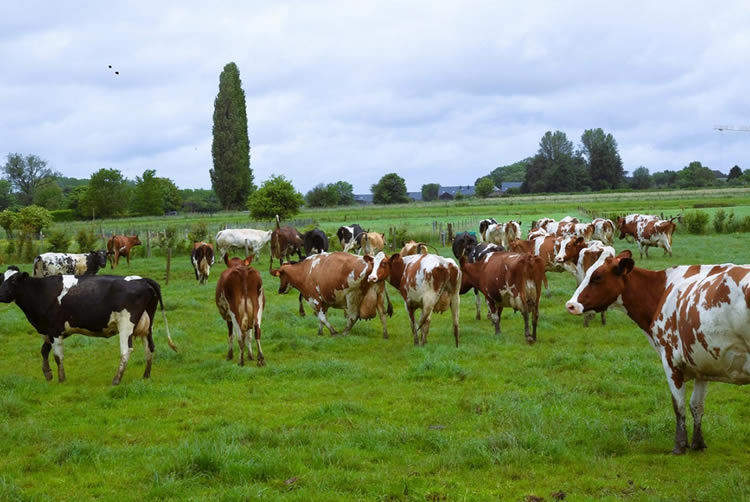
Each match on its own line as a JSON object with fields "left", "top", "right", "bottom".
{"left": 367, "top": 252, "right": 387, "bottom": 282}
{"left": 57, "top": 276, "right": 79, "bottom": 304}
{"left": 565, "top": 252, "right": 622, "bottom": 315}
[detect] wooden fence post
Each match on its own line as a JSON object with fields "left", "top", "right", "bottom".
{"left": 165, "top": 248, "right": 172, "bottom": 285}
{"left": 447, "top": 223, "right": 453, "bottom": 242}
{"left": 440, "top": 231, "right": 446, "bottom": 248}
{"left": 146, "top": 230, "right": 151, "bottom": 258}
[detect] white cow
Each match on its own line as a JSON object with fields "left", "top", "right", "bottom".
{"left": 215, "top": 229, "right": 272, "bottom": 261}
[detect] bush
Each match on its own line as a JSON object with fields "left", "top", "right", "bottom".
{"left": 50, "top": 209, "right": 75, "bottom": 222}
{"left": 5, "top": 240, "right": 16, "bottom": 260}
{"left": 187, "top": 221, "right": 209, "bottom": 244}
{"left": 713, "top": 209, "right": 727, "bottom": 233}
{"left": 76, "top": 228, "right": 100, "bottom": 252}
{"left": 682, "top": 210, "right": 709, "bottom": 234}
{"left": 47, "top": 229, "right": 70, "bottom": 252}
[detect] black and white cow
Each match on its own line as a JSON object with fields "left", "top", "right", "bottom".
{"left": 478, "top": 218, "right": 498, "bottom": 242}
{"left": 303, "top": 229, "right": 329, "bottom": 256}
{"left": 0, "top": 272, "right": 177, "bottom": 385}
{"left": 336, "top": 224, "right": 366, "bottom": 252}
{"left": 33, "top": 251, "right": 108, "bottom": 277}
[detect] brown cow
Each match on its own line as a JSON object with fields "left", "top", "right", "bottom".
{"left": 362, "top": 232, "right": 386, "bottom": 256}
{"left": 191, "top": 242, "right": 215, "bottom": 285}
{"left": 400, "top": 240, "right": 429, "bottom": 256}
{"left": 271, "top": 252, "right": 391, "bottom": 337}
{"left": 509, "top": 234, "right": 561, "bottom": 274}
{"left": 368, "top": 253, "right": 460, "bottom": 347}
{"left": 617, "top": 214, "right": 677, "bottom": 258}
{"left": 460, "top": 251, "right": 545, "bottom": 344}
{"left": 106, "top": 235, "right": 142, "bottom": 269}
{"left": 270, "top": 215, "right": 303, "bottom": 271}
{"left": 215, "top": 256, "right": 265, "bottom": 366}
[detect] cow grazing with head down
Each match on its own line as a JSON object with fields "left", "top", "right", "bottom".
{"left": 0, "top": 272, "right": 177, "bottom": 385}
{"left": 33, "top": 251, "right": 108, "bottom": 277}
{"left": 271, "top": 252, "right": 392, "bottom": 338}
{"left": 215, "top": 256, "right": 265, "bottom": 366}
{"left": 106, "top": 235, "right": 141, "bottom": 269}
{"left": 460, "top": 251, "right": 545, "bottom": 344}
{"left": 369, "top": 252, "right": 460, "bottom": 346}
{"left": 191, "top": 242, "right": 215, "bottom": 285}
{"left": 270, "top": 215, "right": 304, "bottom": 271}
{"left": 303, "top": 229, "right": 329, "bottom": 255}
{"left": 216, "top": 228, "right": 273, "bottom": 262}
{"left": 400, "top": 240, "right": 429, "bottom": 256}
{"left": 336, "top": 224, "right": 366, "bottom": 252}
{"left": 566, "top": 250, "right": 750, "bottom": 454}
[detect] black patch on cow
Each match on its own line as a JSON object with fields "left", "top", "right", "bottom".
{"left": 452, "top": 232, "right": 478, "bottom": 260}
{"left": 304, "top": 229, "right": 329, "bottom": 255}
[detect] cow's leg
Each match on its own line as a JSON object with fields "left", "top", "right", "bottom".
{"left": 450, "top": 292, "right": 460, "bottom": 348}
{"left": 690, "top": 379, "right": 708, "bottom": 450}
{"left": 52, "top": 336, "right": 66, "bottom": 382}
{"left": 521, "top": 308, "right": 531, "bottom": 344}
{"left": 142, "top": 330, "right": 155, "bottom": 379}
{"left": 488, "top": 301, "right": 501, "bottom": 335}
{"left": 112, "top": 317, "right": 135, "bottom": 386}
{"left": 529, "top": 298, "right": 538, "bottom": 343}
{"left": 600, "top": 311, "right": 606, "bottom": 325}
{"left": 407, "top": 307, "right": 419, "bottom": 345}
{"left": 662, "top": 362, "right": 688, "bottom": 454}
{"left": 253, "top": 322, "right": 265, "bottom": 367}
{"left": 417, "top": 302, "right": 436, "bottom": 346}
{"left": 238, "top": 330, "right": 246, "bottom": 367}
{"left": 40, "top": 339, "right": 53, "bottom": 381}
{"left": 298, "top": 293, "right": 305, "bottom": 316}
{"left": 225, "top": 321, "right": 234, "bottom": 360}
{"left": 583, "top": 311, "right": 594, "bottom": 327}
{"left": 474, "top": 288, "right": 481, "bottom": 320}
{"left": 377, "top": 294, "right": 389, "bottom": 339}
{"left": 317, "top": 309, "right": 337, "bottom": 336}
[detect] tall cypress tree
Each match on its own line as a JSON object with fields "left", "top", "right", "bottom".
{"left": 210, "top": 62, "right": 254, "bottom": 209}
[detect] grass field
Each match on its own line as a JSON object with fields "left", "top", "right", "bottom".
{"left": 1, "top": 199, "right": 750, "bottom": 501}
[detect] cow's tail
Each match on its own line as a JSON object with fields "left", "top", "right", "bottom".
{"left": 144, "top": 278, "right": 178, "bottom": 352}
{"left": 384, "top": 287, "right": 393, "bottom": 317}
{"left": 275, "top": 214, "right": 281, "bottom": 230}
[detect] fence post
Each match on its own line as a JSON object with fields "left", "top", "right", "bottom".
{"left": 447, "top": 223, "right": 453, "bottom": 242}
{"left": 146, "top": 230, "right": 151, "bottom": 258}
{"left": 440, "top": 231, "right": 446, "bottom": 248}
{"left": 165, "top": 248, "right": 172, "bottom": 285}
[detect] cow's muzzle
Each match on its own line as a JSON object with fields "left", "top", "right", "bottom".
{"left": 566, "top": 301, "right": 583, "bottom": 315}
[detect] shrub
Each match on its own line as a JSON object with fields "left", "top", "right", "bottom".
{"left": 5, "top": 240, "right": 16, "bottom": 260}
{"left": 682, "top": 210, "right": 709, "bottom": 234}
{"left": 187, "top": 221, "right": 209, "bottom": 244}
{"left": 713, "top": 209, "right": 727, "bottom": 233}
{"left": 47, "top": 229, "right": 70, "bottom": 252}
{"left": 76, "top": 228, "right": 99, "bottom": 252}
{"left": 50, "top": 209, "right": 75, "bottom": 222}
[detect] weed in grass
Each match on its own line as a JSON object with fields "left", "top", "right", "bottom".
{"left": 0, "top": 392, "right": 27, "bottom": 419}
{"left": 46, "top": 439, "right": 99, "bottom": 465}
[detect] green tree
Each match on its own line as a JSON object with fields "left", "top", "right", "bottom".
{"left": 489, "top": 158, "right": 531, "bottom": 186}
{"left": 580, "top": 128, "right": 624, "bottom": 190}
{"left": 522, "top": 131, "right": 590, "bottom": 193}
{"left": 159, "top": 178, "right": 182, "bottom": 212}
{"left": 676, "top": 161, "right": 716, "bottom": 188}
{"left": 630, "top": 166, "right": 653, "bottom": 189}
{"left": 652, "top": 170, "right": 677, "bottom": 188}
{"left": 33, "top": 180, "right": 66, "bottom": 209}
{"left": 132, "top": 169, "right": 164, "bottom": 216}
{"left": 180, "top": 189, "right": 221, "bottom": 213}
{"left": 2, "top": 153, "right": 56, "bottom": 206}
{"left": 421, "top": 183, "right": 440, "bottom": 201}
{"left": 15, "top": 205, "right": 52, "bottom": 236}
{"left": 0, "top": 209, "right": 17, "bottom": 238}
{"left": 728, "top": 165, "right": 743, "bottom": 181}
{"left": 330, "top": 181, "right": 354, "bottom": 206}
{"left": 474, "top": 177, "right": 495, "bottom": 198}
{"left": 306, "top": 183, "right": 339, "bottom": 207}
{"left": 371, "top": 173, "right": 409, "bottom": 204}
{"left": 210, "top": 62, "right": 254, "bottom": 209}
{"left": 247, "top": 175, "right": 304, "bottom": 220}
{"left": 0, "top": 179, "right": 13, "bottom": 210}
{"left": 79, "top": 168, "right": 130, "bottom": 219}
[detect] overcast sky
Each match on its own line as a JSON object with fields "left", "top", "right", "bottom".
{"left": 1, "top": 1, "right": 749, "bottom": 193}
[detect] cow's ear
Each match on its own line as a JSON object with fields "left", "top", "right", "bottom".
{"left": 616, "top": 249, "right": 633, "bottom": 259}
{"left": 615, "top": 257, "right": 634, "bottom": 276}
{"left": 20, "top": 272, "right": 29, "bottom": 281}
{"left": 270, "top": 269, "right": 280, "bottom": 277}
{"left": 575, "top": 237, "right": 584, "bottom": 246}
{"left": 389, "top": 253, "right": 400, "bottom": 262}
{"left": 363, "top": 255, "right": 373, "bottom": 264}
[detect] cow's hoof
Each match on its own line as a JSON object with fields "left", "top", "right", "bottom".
{"left": 475, "top": 314, "right": 481, "bottom": 321}
{"left": 257, "top": 358, "right": 266, "bottom": 367}
{"left": 111, "top": 379, "right": 121, "bottom": 386}
{"left": 671, "top": 445, "right": 686, "bottom": 455}
{"left": 526, "top": 338, "right": 536, "bottom": 345}
{"left": 382, "top": 332, "right": 389, "bottom": 339}
{"left": 691, "top": 440, "right": 707, "bottom": 451}
{"left": 43, "top": 371, "right": 53, "bottom": 381}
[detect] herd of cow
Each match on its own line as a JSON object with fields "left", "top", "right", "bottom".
{"left": 1, "top": 211, "right": 749, "bottom": 455}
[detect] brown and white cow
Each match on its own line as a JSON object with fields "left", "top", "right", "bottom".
{"left": 615, "top": 213, "right": 658, "bottom": 242}
{"left": 271, "top": 252, "right": 391, "bottom": 338}
{"left": 591, "top": 218, "right": 615, "bottom": 244}
{"left": 566, "top": 250, "right": 750, "bottom": 454}
{"left": 270, "top": 215, "right": 304, "bottom": 271}
{"left": 509, "top": 234, "right": 562, "bottom": 273}
{"left": 460, "top": 251, "right": 545, "bottom": 344}
{"left": 554, "top": 237, "right": 615, "bottom": 326}
{"left": 484, "top": 221, "right": 522, "bottom": 248}
{"left": 191, "top": 242, "right": 215, "bottom": 285}
{"left": 106, "top": 235, "right": 141, "bottom": 269}
{"left": 215, "top": 256, "right": 265, "bottom": 366}
{"left": 617, "top": 214, "right": 677, "bottom": 258}
{"left": 531, "top": 218, "right": 555, "bottom": 232}
{"left": 400, "top": 240, "right": 429, "bottom": 256}
{"left": 369, "top": 253, "right": 460, "bottom": 346}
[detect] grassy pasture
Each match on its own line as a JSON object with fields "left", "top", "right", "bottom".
{"left": 1, "top": 200, "right": 750, "bottom": 500}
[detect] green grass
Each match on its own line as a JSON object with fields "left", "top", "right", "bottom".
{"left": 1, "top": 201, "right": 750, "bottom": 500}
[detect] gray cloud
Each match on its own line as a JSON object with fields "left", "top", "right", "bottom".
{"left": 1, "top": 1, "right": 748, "bottom": 193}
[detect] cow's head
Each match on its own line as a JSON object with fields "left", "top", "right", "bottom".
{"left": 270, "top": 265, "right": 293, "bottom": 294}
{"left": 92, "top": 250, "right": 108, "bottom": 269}
{"left": 555, "top": 236, "right": 586, "bottom": 264}
{"left": 366, "top": 252, "right": 391, "bottom": 283}
{"left": 566, "top": 250, "right": 634, "bottom": 315}
{"left": 0, "top": 269, "right": 25, "bottom": 303}
{"left": 131, "top": 235, "right": 142, "bottom": 246}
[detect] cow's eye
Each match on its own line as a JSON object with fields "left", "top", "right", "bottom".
{"left": 590, "top": 274, "right": 601, "bottom": 284}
